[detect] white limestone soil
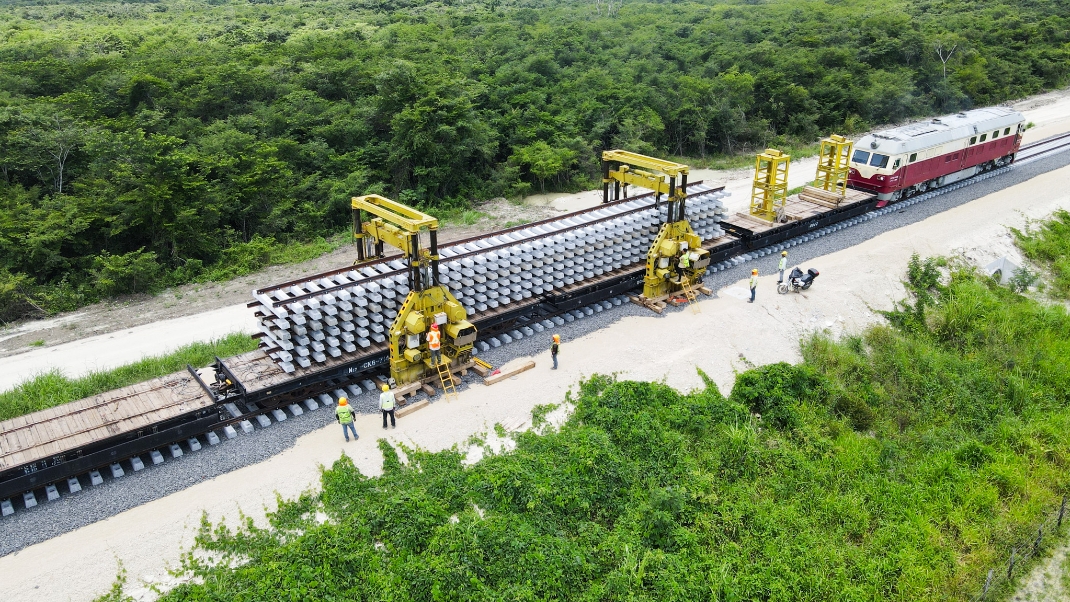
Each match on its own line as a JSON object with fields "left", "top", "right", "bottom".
{"left": 1, "top": 156, "right": 1069, "bottom": 601}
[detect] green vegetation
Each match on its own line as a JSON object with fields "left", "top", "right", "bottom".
{"left": 2, "top": 0, "right": 1068, "bottom": 318}
{"left": 0, "top": 332, "right": 257, "bottom": 421}
{"left": 1013, "top": 209, "right": 1070, "bottom": 298}
{"left": 91, "top": 257, "right": 1070, "bottom": 601}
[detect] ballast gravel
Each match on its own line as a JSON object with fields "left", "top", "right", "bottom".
{"left": 2, "top": 149, "right": 1069, "bottom": 557}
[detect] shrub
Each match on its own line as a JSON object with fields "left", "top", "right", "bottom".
{"left": 91, "top": 248, "right": 162, "bottom": 296}
{"left": 728, "top": 362, "right": 828, "bottom": 429}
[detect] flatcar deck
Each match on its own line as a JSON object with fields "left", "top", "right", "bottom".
{"left": 727, "top": 188, "right": 875, "bottom": 234}
{"left": 0, "top": 370, "right": 214, "bottom": 472}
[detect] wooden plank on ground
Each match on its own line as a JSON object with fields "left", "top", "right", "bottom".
{"left": 397, "top": 399, "right": 429, "bottom": 418}
{"left": 484, "top": 361, "right": 536, "bottom": 386}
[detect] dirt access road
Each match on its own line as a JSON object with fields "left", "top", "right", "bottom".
{"left": 2, "top": 142, "right": 1068, "bottom": 602}
{"left": 1, "top": 88, "right": 1068, "bottom": 392}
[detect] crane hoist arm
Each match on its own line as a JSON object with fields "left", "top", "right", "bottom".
{"left": 601, "top": 150, "right": 690, "bottom": 208}
{"left": 351, "top": 194, "right": 441, "bottom": 293}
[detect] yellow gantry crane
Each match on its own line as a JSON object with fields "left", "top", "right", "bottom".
{"left": 601, "top": 150, "right": 711, "bottom": 311}
{"left": 749, "top": 148, "right": 790, "bottom": 222}
{"left": 351, "top": 195, "right": 477, "bottom": 387}
{"left": 813, "top": 134, "right": 853, "bottom": 196}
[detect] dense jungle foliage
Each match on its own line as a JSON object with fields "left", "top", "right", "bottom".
{"left": 1, "top": 0, "right": 1068, "bottom": 318}
{"left": 92, "top": 256, "right": 1070, "bottom": 601}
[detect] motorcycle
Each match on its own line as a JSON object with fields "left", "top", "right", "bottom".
{"left": 777, "top": 267, "right": 819, "bottom": 294}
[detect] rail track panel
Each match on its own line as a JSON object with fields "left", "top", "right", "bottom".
{"left": 0, "top": 371, "right": 219, "bottom": 500}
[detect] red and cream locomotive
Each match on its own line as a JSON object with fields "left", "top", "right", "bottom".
{"left": 848, "top": 107, "right": 1025, "bottom": 203}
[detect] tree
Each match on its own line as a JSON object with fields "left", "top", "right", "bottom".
{"left": 91, "top": 248, "right": 162, "bottom": 295}
{"left": 510, "top": 142, "right": 577, "bottom": 193}
{"left": 934, "top": 42, "right": 958, "bottom": 80}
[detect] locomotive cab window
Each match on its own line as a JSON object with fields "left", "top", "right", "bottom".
{"left": 892, "top": 158, "right": 901, "bottom": 169}
{"left": 852, "top": 150, "right": 871, "bottom": 164}
{"left": 979, "top": 134, "right": 987, "bottom": 142}
{"left": 869, "top": 154, "right": 889, "bottom": 168}
{"left": 909, "top": 153, "right": 918, "bottom": 163}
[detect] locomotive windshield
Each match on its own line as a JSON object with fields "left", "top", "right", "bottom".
{"left": 869, "top": 154, "right": 889, "bottom": 168}
{"left": 852, "top": 150, "right": 870, "bottom": 164}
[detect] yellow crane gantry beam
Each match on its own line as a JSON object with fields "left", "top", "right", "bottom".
{"left": 601, "top": 150, "right": 689, "bottom": 205}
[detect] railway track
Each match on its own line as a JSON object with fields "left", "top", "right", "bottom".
{"left": 2, "top": 133, "right": 1069, "bottom": 520}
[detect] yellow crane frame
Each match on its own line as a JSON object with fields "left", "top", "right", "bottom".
{"left": 601, "top": 150, "right": 710, "bottom": 304}
{"left": 750, "top": 149, "right": 790, "bottom": 222}
{"left": 601, "top": 149, "right": 689, "bottom": 205}
{"left": 350, "top": 195, "right": 476, "bottom": 386}
{"left": 813, "top": 134, "right": 853, "bottom": 196}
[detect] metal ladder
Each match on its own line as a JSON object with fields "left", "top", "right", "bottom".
{"left": 435, "top": 359, "right": 459, "bottom": 402}
{"left": 681, "top": 277, "right": 700, "bottom": 314}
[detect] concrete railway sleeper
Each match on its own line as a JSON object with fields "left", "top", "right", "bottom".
{"left": 1, "top": 134, "right": 1067, "bottom": 517}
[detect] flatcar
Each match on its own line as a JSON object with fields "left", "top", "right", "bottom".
{"left": 848, "top": 107, "right": 1025, "bottom": 203}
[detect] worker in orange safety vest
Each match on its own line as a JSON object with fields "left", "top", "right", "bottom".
{"left": 428, "top": 322, "right": 442, "bottom": 366}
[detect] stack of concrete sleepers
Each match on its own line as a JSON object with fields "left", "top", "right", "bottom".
{"left": 251, "top": 185, "right": 728, "bottom": 373}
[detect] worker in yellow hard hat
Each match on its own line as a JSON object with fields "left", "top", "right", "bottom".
{"left": 749, "top": 268, "right": 759, "bottom": 303}
{"left": 380, "top": 384, "right": 396, "bottom": 429}
{"left": 336, "top": 397, "right": 358, "bottom": 442}
{"left": 551, "top": 334, "right": 561, "bottom": 370}
{"left": 778, "top": 250, "right": 788, "bottom": 284}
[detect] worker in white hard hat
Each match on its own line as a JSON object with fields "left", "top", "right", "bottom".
{"left": 336, "top": 397, "right": 358, "bottom": 442}
{"left": 380, "top": 384, "right": 396, "bottom": 429}
{"left": 778, "top": 250, "right": 788, "bottom": 283}
{"left": 749, "top": 268, "right": 759, "bottom": 303}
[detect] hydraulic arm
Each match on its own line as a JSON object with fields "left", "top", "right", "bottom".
{"left": 351, "top": 195, "right": 476, "bottom": 385}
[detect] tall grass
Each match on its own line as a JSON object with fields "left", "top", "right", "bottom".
{"left": 0, "top": 333, "right": 258, "bottom": 421}
{"left": 1013, "top": 209, "right": 1070, "bottom": 298}
{"left": 94, "top": 260, "right": 1070, "bottom": 602}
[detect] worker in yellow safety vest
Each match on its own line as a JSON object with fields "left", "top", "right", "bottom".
{"left": 749, "top": 268, "right": 758, "bottom": 303}
{"left": 778, "top": 250, "right": 788, "bottom": 283}
{"left": 380, "top": 384, "right": 396, "bottom": 429}
{"left": 427, "top": 322, "right": 442, "bottom": 366}
{"left": 336, "top": 397, "right": 358, "bottom": 442}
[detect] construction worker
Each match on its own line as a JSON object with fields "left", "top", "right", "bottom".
{"left": 427, "top": 322, "right": 442, "bottom": 366}
{"left": 749, "top": 268, "right": 758, "bottom": 303}
{"left": 551, "top": 334, "right": 560, "bottom": 370}
{"left": 380, "top": 384, "right": 396, "bottom": 429}
{"left": 677, "top": 251, "right": 690, "bottom": 281}
{"left": 778, "top": 251, "right": 788, "bottom": 283}
{"left": 336, "top": 397, "right": 358, "bottom": 442}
